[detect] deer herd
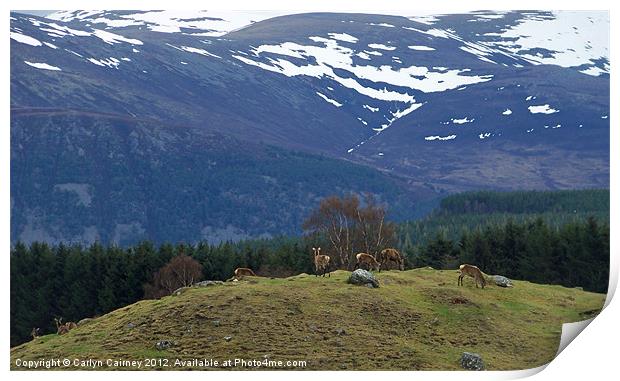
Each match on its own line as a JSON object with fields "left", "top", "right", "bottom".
{"left": 31, "top": 247, "right": 488, "bottom": 340}
{"left": 315, "top": 247, "right": 486, "bottom": 290}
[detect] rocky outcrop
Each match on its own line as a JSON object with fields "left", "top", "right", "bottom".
{"left": 491, "top": 275, "right": 514, "bottom": 288}
{"left": 155, "top": 340, "right": 176, "bottom": 350}
{"left": 348, "top": 269, "right": 379, "bottom": 288}
{"left": 460, "top": 352, "right": 484, "bottom": 370}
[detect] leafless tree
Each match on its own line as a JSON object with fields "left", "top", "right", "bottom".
{"left": 354, "top": 194, "right": 392, "bottom": 256}
{"left": 303, "top": 194, "right": 395, "bottom": 270}
{"left": 144, "top": 255, "right": 203, "bottom": 299}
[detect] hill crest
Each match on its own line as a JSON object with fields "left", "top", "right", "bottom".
{"left": 11, "top": 268, "right": 605, "bottom": 370}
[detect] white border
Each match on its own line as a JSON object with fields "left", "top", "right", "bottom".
{"left": 2, "top": 1, "right": 617, "bottom": 380}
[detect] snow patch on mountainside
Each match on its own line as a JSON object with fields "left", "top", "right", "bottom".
{"left": 91, "top": 29, "right": 143, "bottom": 45}
{"left": 24, "top": 61, "right": 61, "bottom": 71}
{"left": 234, "top": 36, "right": 492, "bottom": 97}
{"left": 48, "top": 10, "right": 292, "bottom": 37}
{"left": 10, "top": 32, "right": 42, "bottom": 46}
{"left": 177, "top": 45, "right": 221, "bottom": 58}
{"left": 316, "top": 92, "right": 343, "bottom": 107}
{"left": 403, "top": 11, "right": 608, "bottom": 75}
{"left": 425, "top": 135, "right": 457, "bottom": 141}
{"left": 451, "top": 117, "right": 474, "bottom": 124}
{"left": 407, "top": 14, "right": 441, "bottom": 25}
{"left": 231, "top": 31, "right": 492, "bottom": 150}
{"left": 529, "top": 104, "right": 559, "bottom": 114}
{"left": 367, "top": 43, "right": 396, "bottom": 50}
{"left": 328, "top": 32, "right": 358, "bottom": 43}
{"left": 24, "top": 16, "right": 142, "bottom": 46}
{"left": 408, "top": 45, "right": 435, "bottom": 51}
{"left": 88, "top": 57, "right": 121, "bottom": 69}
{"left": 482, "top": 11, "right": 609, "bottom": 75}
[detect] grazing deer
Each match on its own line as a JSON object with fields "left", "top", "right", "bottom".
{"left": 457, "top": 264, "right": 487, "bottom": 289}
{"left": 312, "top": 247, "right": 331, "bottom": 277}
{"left": 31, "top": 327, "right": 41, "bottom": 340}
{"left": 354, "top": 253, "right": 380, "bottom": 272}
{"left": 234, "top": 268, "right": 257, "bottom": 277}
{"left": 378, "top": 248, "right": 404, "bottom": 271}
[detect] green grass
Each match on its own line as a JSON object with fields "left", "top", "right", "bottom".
{"left": 10, "top": 268, "right": 605, "bottom": 371}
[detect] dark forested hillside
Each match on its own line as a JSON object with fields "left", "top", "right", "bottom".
{"left": 438, "top": 189, "right": 609, "bottom": 215}
{"left": 397, "top": 189, "right": 609, "bottom": 248}
{"left": 11, "top": 112, "right": 435, "bottom": 246}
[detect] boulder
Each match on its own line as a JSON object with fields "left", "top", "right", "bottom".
{"left": 348, "top": 269, "right": 379, "bottom": 288}
{"left": 460, "top": 352, "right": 485, "bottom": 370}
{"left": 172, "top": 287, "right": 190, "bottom": 296}
{"left": 491, "top": 275, "right": 514, "bottom": 288}
{"left": 155, "top": 340, "right": 176, "bottom": 351}
{"left": 195, "top": 280, "right": 224, "bottom": 287}
{"left": 77, "top": 318, "right": 93, "bottom": 326}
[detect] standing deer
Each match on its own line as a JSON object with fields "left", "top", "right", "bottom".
{"left": 457, "top": 264, "right": 487, "bottom": 289}
{"left": 312, "top": 247, "right": 331, "bottom": 277}
{"left": 354, "top": 253, "right": 381, "bottom": 271}
{"left": 378, "top": 248, "right": 404, "bottom": 271}
{"left": 227, "top": 267, "right": 257, "bottom": 281}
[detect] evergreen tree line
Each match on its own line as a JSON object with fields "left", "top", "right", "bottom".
{"left": 396, "top": 210, "right": 610, "bottom": 250}
{"left": 10, "top": 238, "right": 314, "bottom": 346}
{"left": 406, "top": 217, "right": 608, "bottom": 294}
{"left": 11, "top": 217, "right": 609, "bottom": 347}
{"left": 438, "top": 189, "right": 609, "bottom": 215}
{"left": 397, "top": 189, "right": 609, "bottom": 249}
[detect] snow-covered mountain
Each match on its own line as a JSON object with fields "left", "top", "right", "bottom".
{"left": 10, "top": 10, "right": 609, "bottom": 245}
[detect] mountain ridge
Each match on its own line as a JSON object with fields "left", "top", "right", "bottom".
{"left": 10, "top": 10, "right": 609, "bottom": 245}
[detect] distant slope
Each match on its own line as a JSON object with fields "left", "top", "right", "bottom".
{"left": 11, "top": 111, "right": 435, "bottom": 245}
{"left": 397, "top": 189, "right": 609, "bottom": 248}
{"left": 11, "top": 269, "right": 605, "bottom": 370}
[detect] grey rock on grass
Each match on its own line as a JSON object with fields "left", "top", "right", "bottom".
{"left": 195, "top": 280, "right": 224, "bottom": 287}
{"left": 460, "top": 352, "right": 485, "bottom": 370}
{"left": 492, "top": 275, "right": 514, "bottom": 288}
{"left": 155, "top": 340, "right": 176, "bottom": 350}
{"left": 348, "top": 269, "right": 379, "bottom": 288}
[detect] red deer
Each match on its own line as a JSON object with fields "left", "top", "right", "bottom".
{"left": 234, "top": 268, "right": 257, "bottom": 278}
{"left": 458, "top": 264, "right": 487, "bottom": 289}
{"left": 354, "top": 253, "right": 380, "bottom": 271}
{"left": 378, "top": 248, "right": 404, "bottom": 271}
{"left": 31, "top": 327, "right": 41, "bottom": 340}
{"left": 66, "top": 321, "right": 78, "bottom": 330}
{"left": 54, "top": 317, "right": 76, "bottom": 335}
{"left": 312, "top": 247, "right": 331, "bottom": 277}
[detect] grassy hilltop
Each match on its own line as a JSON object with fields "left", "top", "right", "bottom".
{"left": 11, "top": 268, "right": 605, "bottom": 371}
